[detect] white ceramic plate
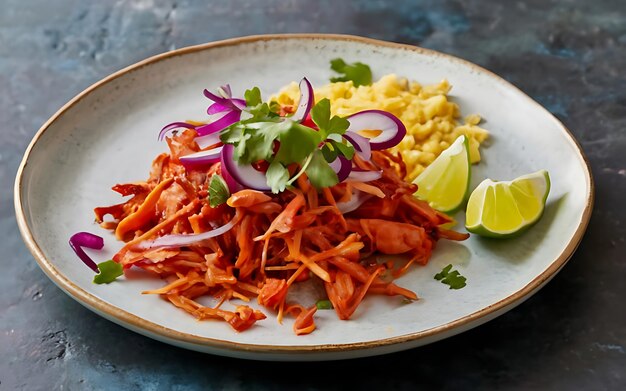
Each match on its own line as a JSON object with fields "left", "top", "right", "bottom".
{"left": 15, "top": 34, "right": 593, "bottom": 361}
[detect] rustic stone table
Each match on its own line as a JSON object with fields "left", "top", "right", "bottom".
{"left": 2, "top": 0, "right": 624, "bottom": 389}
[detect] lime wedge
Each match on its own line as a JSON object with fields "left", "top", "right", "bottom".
{"left": 413, "top": 135, "right": 471, "bottom": 213}
{"left": 465, "top": 170, "right": 551, "bottom": 238}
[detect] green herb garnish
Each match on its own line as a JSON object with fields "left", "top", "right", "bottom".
{"left": 434, "top": 264, "right": 467, "bottom": 289}
{"left": 321, "top": 142, "right": 338, "bottom": 162}
{"left": 305, "top": 149, "right": 338, "bottom": 189}
{"left": 244, "top": 86, "right": 262, "bottom": 107}
{"left": 310, "top": 98, "right": 350, "bottom": 140}
{"left": 266, "top": 160, "right": 291, "bottom": 194}
{"left": 310, "top": 98, "right": 355, "bottom": 163}
{"left": 243, "top": 87, "right": 279, "bottom": 119}
{"left": 220, "top": 88, "right": 356, "bottom": 194}
{"left": 331, "top": 140, "right": 355, "bottom": 160}
{"left": 209, "top": 174, "right": 230, "bottom": 207}
{"left": 330, "top": 58, "right": 372, "bottom": 87}
{"left": 316, "top": 299, "right": 334, "bottom": 310}
{"left": 93, "top": 260, "right": 123, "bottom": 284}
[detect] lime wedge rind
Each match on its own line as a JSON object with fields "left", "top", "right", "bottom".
{"left": 413, "top": 135, "right": 471, "bottom": 214}
{"left": 465, "top": 170, "right": 551, "bottom": 238}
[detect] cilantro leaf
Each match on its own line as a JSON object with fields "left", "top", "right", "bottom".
{"left": 242, "top": 87, "right": 280, "bottom": 119}
{"left": 93, "top": 260, "right": 123, "bottom": 284}
{"left": 444, "top": 271, "right": 466, "bottom": 289}
{"left": 331, "top": 140, "right": 355, "bottom": 160}
{"left": 209, "top": 174, "right": 230, "bottom": 207}
{"left": 274, "top": 121, "right": 322, "bottom": 164}
{"left": 330, "top": 58, "right": 372, "bottom": 87}
{"left": 321, "top": 143, "right": 338, "bottom": 162}
{"left": 434, "top": 264, "right": 452, "bottom": 280}
{"left": 244, "top": 87, "right": 262, "bottom": 107}
{"left": 305, "top": 149, "right": 339, "bottom": 189}
{"left": 220, "top": 123, "right": 247, "bottom": 145}
{"left": 248, "top": 102, "right": 272, "bottom": 119}
{"left": 311, "top": 99, "right": 350, "bottom": 139}
{"left": 311, "top": 98, "right": 331, "bottom": 132}
{"left": 266, "top": 160, "right": 290, "bottom": 194}
{"left": 238, "top": 123, "right": 278, "bottom": 164}
{"left": 222, "top": 121, "right": 274, "bottom": 164}
{"left": 328, "top": 115, "right": 349, "bottom": 136}
{"left": 434, "top": 264, "right": 467, "bottom": 289}
{"left": 220, "top": 123, "right": 252, "bottom": 162}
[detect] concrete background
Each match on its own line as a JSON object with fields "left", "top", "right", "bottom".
{"left": 1, "top": 0, "right": 625, "bottom": 389}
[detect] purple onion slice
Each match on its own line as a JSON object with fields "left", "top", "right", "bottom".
{"left": 207, "top": 102, "right": 230, "bottom": 115}
{"left": 231, "top": 98, "right": 247, "bottom": 111}
{"left": 204, "top": 85, "right": 246, "bottom": 112}
{"left": 203, "top": 87, "right": 230, "bottom": 106}
{"left": 220, "top": 144, "right": 270, "bottom": 191}
{"left": 346, "top": 169, "right": 383, "bottom": 182}
{"left": 69, "top": 232, "right": 104, "bottom": 273}
{"left": 180, "top": 146, "right": 223, "bottom": 167}
{"left": 343, "top": 131, "right": 372, "bottom": 161}
{"left": 328, "top": 156, "right": 352, "bottom": 182}
{"left": 336, "top": 190, "right": 373, "bottom": 214}
{"left": 137, "top": 214, "right": 240, "bottom": 250}
{"left": 291, "top": 77, "right": 314, "bottom": 123}
{"left": 158, "top": 122, "right": 197, "bottom": 141}
{"left": 221, "top": 84, "right": 232, "bottom": 97}
{"left": 195, "top": 110, "right": 241, "bottom": 137}
{"left": 194, "top": 132, "right": 222, "bottom": 149}
{"left": 346, "top": 110, "right": 406, "bottom": 150}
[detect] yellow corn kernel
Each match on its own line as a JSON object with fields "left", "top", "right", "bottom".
{"left": 398, "top": 135, "right": 416, "bottom": 150}
{"left": 465, "top": 114, "right": 481, "bottom": 125}
{"left": 418, "top": 152, "right": 436, "bottom": 165}
{"left": 409, "top": 81, "right": 422, "bottom": 94}
{"left": 422, "top": 95, "right": 447, "bottom": 120}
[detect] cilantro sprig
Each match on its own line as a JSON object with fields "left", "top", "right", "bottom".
{"left": 219, "top": 89, "right": 355, "bottom": 194}
{"left": 310, "top": 98, "right": 350, "bottom": 140}
{"left": 93, "top": 260, "right": 123, "bottom": 284}
{"left": 330, "top": 58, "right": 372, "bottom": 87}
{"left": 434, "top": 264, "right": 467, "bottom": 289}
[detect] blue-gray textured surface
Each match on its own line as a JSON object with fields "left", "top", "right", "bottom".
{"left": 2, "top": 0, "right": 625, "bottom": 390}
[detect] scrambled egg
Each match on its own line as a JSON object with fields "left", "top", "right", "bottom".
{"left": 273, "top": 75, "right": 489, "bottom": 181}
